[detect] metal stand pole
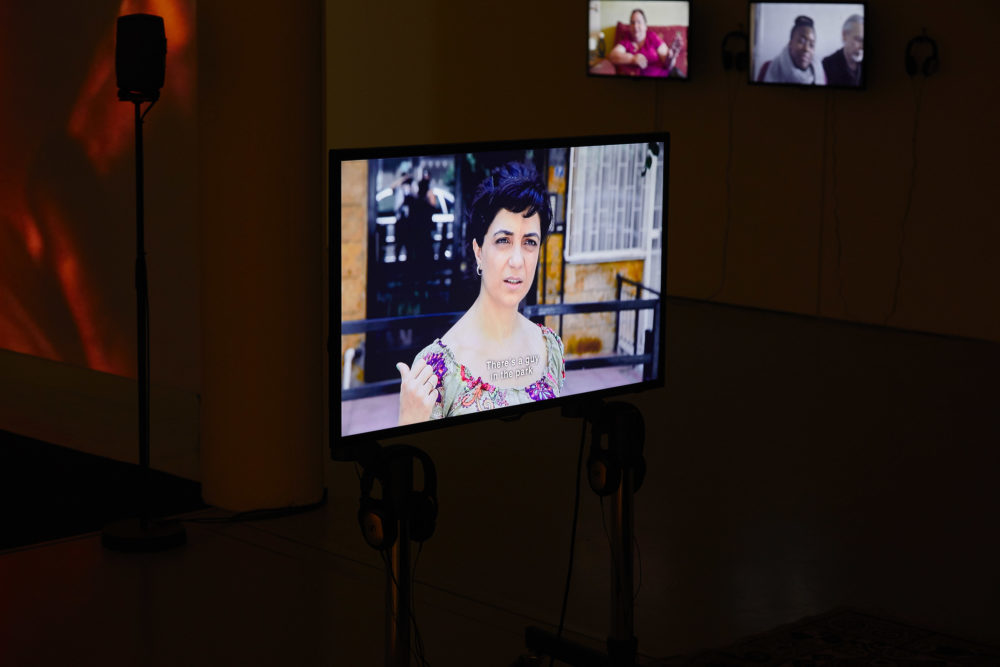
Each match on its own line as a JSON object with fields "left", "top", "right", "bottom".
{"left": 607, "top": 464, "right": 638, "bottom": 667}
{"left": 101, "top": 96, "right": 185, "bottom": 553}
{"left": 525, "top": 401, "right": 644, "bottom": 667}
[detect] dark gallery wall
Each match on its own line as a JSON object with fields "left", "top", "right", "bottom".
{"left": 326, "top": 0, "right": 1000, "bottom": 343}
{"left": 321, "top": 0, "right": 1000, "bottom": 657}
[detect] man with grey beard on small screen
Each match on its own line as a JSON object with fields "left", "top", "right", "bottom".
{"left": 823, "top": 14, "right": 864, "bottom": 87}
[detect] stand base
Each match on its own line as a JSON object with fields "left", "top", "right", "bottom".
{"left": 524, "top": 626, "right": 608, "bottom": 667}
{"left": 101, "top": 518, "right": 187, "bottom": 552}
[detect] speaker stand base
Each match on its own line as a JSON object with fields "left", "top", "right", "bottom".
{"left": 101, "top": 517, "right": 187, "bottom": 553}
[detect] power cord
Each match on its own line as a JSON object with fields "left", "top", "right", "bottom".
{"left": 380, "top": 545, "right": 431, "bottom": 667}
{"left": 549, "top": 417, "right": 588, "bottom": 667}
{"left": 411, "top": 541, "right": 431, "bottom": 667}
{"left": 885, "top": 77, "right": 926, "bottom": 324}
{"left": 182, "top": 488, "right": 328, "bottom": 524}
{"left": 829, "top": 92, "right": 849, "bottom": 316}
{"left": 707, "top": 68, "right": 739, "bottom": 300}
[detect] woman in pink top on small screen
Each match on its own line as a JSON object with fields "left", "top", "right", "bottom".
{"left": 608, "top": 8, "right": 683, "bottom": 77}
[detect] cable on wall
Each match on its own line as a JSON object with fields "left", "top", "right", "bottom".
{"left": 549, "top": 417, "right": 588, "bottom": 667}
{"left": 885, "top": 76, "right": 927, "bottom": 324}
{"left": 829, "top": 92, "right": 849, "bottom": 317}
{"left": 706, "top": 67, "right": 740, "bottom": 301}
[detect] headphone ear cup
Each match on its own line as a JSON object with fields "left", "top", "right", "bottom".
{"left": 408, "top": 492, "right": 438, "bottom": 542}
{"left": 923, "top": 55, "right": 939, "bottom": 77}
{"left": 358, "top": 498, "right": 397, "bottom": 550}
{"left": 736, "top": 51, "right": 748, "bottom": 72}
{"left": 587, "top": 448, "right": 621, "bottom": 497}
{"left": 905, "top": 53, "right": 918, "bottom": 76}
{"left": 722, "top": 50, "right": 733, "bottom": 71}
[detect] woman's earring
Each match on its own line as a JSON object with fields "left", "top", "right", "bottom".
{"left": 476, "top": 264, "right": 483, "bottom": 276}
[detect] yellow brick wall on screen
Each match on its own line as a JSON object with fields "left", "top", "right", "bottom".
{"left": 537, "top": 234, "right": 644, "bottom": 357}
{"left": 341, "top": 160, "right": 367, "bottom": 380}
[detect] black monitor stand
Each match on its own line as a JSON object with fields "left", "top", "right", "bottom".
{"left": 341, "top": 442, "right": 438, "bottom": 667}
{"left": 524, "top": 400, "right": 646, "bottom": 667}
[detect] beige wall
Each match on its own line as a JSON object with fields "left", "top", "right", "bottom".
{"left": 327, "top": 0, "right": 1000, "bottom": 344}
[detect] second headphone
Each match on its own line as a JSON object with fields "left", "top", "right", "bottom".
{"left": 587, "top": 402, "right": 647, "bottom": 497}
{"left": 721, "top": 30, "right": 749, "bottom": 72}
{"left": 905, "top": 33, "right": 939, "bottom": 77}
{"left": 358, "top": 445, "right": 438, "bottom": 551}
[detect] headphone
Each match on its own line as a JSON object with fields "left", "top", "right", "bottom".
{"left": 721, "top": 30, "right": 749, "bottom": 72}
{"left": 586, "top": 402, "right": 647, "bottom": 497}
{"left": 358, "top": 445, "right": 438, "bottom": 550}
{"left": 905, "top": 33, "right": 939, "bottom": 77}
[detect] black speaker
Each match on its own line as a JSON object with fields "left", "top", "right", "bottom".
{"left": 116, "top": 13, "right": 167, "bottom": 100}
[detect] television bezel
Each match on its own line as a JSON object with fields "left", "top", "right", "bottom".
{"left": 586, "top": 0, "right": 693, "bottom": 82}
{"left": 330, "top": 132, "right": 670, "bottom": 456}
{"left": 747, "top": 0, "right": 868, "bottom": 90}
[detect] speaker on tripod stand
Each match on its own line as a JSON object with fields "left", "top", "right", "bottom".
{"left": 101, "top": 13, "right": 186, "bottom": 553}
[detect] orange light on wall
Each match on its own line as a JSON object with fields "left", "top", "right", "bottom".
{"left": 68, "top": 0, "right": 193, "bottom": 175}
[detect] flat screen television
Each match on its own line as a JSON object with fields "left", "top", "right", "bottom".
{"left": 331, "top": 133, "right": 668, "bottom": 451}
{"left": 587, "top": 1, "right": 690, "bottom": 80}
{"left": 749, "top": 1, "right": 866, "bottom": 88}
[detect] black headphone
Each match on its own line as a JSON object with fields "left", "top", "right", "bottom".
{"left": 721, "top": 30, "right": 749, "bottom": 72}
{"left": 358, "top": 445, "right": 438, "bottom": 550}
{"left": 586, "top": 402, "right": 647, "bottom": 497}
{"left": 905, "top": 33, "right": 939, "bottom": 77}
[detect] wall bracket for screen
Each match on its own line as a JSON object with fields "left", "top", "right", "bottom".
{"left": 524, "top": 399, "right": 647, "bottom": 667}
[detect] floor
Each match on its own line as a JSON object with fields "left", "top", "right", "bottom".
{"left": 2, "top": 298, "right": 998, "bottom": 666}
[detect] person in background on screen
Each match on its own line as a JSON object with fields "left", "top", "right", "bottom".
{"left": 822, "top": 14, "right": 864, "bottom": 87}
{"left": 608, "top": 8, "right": 684, "bottom": 77}
{"left": 760, "top": 15, "right": 826, "bottom": 85}
{"left": 394, "top": 162, "right": 565, "bottom": 425}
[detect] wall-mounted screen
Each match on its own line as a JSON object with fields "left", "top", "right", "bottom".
{"left": 749, "top": 2, "right": 866, "bottom": 88}
{"left": 332, "top": 134, "right": 668, "bottom": 444}
{"left": 587, "top": 1, "right": 690, "bottom": 80}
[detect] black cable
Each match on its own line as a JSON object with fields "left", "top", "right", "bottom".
{"left": 829, "top": 93, "right": 849, "bottom": 316}
{"left": 411, "top": 541, "right": 430, "bottom": 667}
{"left": 549, "top": 417, "right": 588, "bottom": 667}
{"left": 633, "top": 532, "right": 643, "bottom": 603}
{"left": 140, "top": 98, "right": 158, "bottom": 122}
{"left": 598, "top": 496, "right": 622, "bottom": 604}
{"left": 182, "top": 488, "right": 328, "bottom": 524}
{"left": 380, "top": 543, "right": 431, "bottom": 667}
{"left": 707, "top": 70, "right": 739, "bottom": 300}
{"left": 653, "top": 76, "right": 662, "bottom": 132}
{"left": 817, "top": 91, "right": 829, "bottom": 316}
{"left": 885, "top": 77, "right": 925, "bottom": 324}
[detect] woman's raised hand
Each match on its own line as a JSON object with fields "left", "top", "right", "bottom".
{"left": 396, "top": 358, "right": 439, "bottom": 425}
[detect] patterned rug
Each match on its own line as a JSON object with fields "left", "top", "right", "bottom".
{"left": 661, "top": 609, "right": 1000, "bottom": 666}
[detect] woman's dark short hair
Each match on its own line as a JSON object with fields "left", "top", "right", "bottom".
{"left": 467, "top": 161, "right": 552, "bottom": 248}
{"left": 790, "top": 15, "right": 814, "bottom": 39}
{"left": 630, "top": 8, "right": 647, "bottom": 23}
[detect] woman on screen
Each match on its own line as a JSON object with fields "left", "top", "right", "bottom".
{"left": 394, "top": 162, "right": 565, "bottom": 425}
{"left": 607, "top": 8, "right": 683, "bottom": 78}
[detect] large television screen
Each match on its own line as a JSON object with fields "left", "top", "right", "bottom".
{"left": 749, "top": 2, "right": 866, "bottom": 88}
{"left": 587, "top": 1, "right": 690, "bottom": 80}
{"left": 332, "top": 134, "right": 668, "bottom": 444}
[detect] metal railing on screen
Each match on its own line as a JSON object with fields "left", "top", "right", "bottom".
{"left": 341, "top": 295, "right": 661, "bottom": 401}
